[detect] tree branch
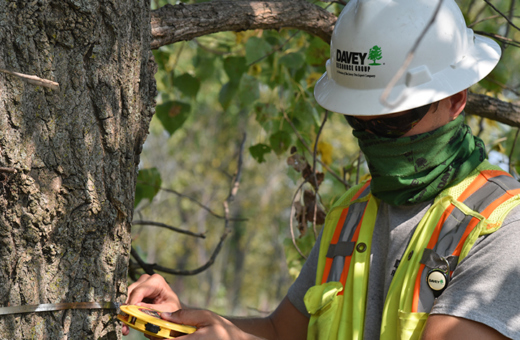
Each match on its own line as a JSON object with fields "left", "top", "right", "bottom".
{"left": 133, "top": 135, "right": 247, "bottom": 276}
{"left": 132, "top": 220, "right": 206, "bottom": 238}
{"left": 466, "top": 93, "right": 520, "bottom": 128}
{"left": 150, "top": 0, "right": 336, "bottom": 49}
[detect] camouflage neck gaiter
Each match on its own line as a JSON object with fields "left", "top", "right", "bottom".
{"left": 353, "top": 114, "right": 486, "bottom": 206}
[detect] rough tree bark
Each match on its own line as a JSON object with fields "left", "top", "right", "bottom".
{"left": 0, "top": 0, "right": 155, "bottom": 339}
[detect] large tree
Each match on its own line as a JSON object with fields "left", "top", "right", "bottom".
{"left": 0, "top": 0, "right": 518, "bottom": 339}
{"left": 0, "top": 0, "right": 155, "bottom": 338}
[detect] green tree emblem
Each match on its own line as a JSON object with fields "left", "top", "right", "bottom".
{"left": 368, "top": 45, "right": 382, "bottom": 65}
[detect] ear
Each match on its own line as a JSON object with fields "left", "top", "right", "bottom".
{"left": 448, "top": 89, "right": 467, "bottom": 120}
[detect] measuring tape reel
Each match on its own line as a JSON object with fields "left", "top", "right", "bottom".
{"left": 117, "top": 305, "right": 196, "bottom": 339}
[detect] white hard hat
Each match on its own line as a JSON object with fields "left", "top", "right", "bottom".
{"left": 314, "top": 0, "right": 501, "bottom": 116}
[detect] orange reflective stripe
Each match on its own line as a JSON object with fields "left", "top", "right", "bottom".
{"left": 452, "top": 188, "right": 520, "bottom": 258}
{"left": 322, "top": 208, "right": 350, "bottom": 284}
{"left": 352, "top": 181, "right": 371, "bottom": 202}
{"left": 321, "top": 181, "right": 371, "bottom": 285}
{"left": 481, "top": 169, "right": 513, "bottom": 180}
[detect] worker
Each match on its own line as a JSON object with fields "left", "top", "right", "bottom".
{"left": 124, "top": 0, "right": 520, "bottom": 339}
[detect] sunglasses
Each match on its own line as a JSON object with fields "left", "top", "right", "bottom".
{"left": 345, "top": 104, "right": 433, "bottom": 138}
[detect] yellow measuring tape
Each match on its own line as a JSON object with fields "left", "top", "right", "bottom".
{"left": 117, "top": 305, "right": 196, "bottom": 339}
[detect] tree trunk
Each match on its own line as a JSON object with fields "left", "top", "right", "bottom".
{"left": 0, "top": 0, "right": 156, "bottom": 339}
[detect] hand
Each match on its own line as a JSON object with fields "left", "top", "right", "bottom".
{"left": 161, "top": 309, "right": 264, "bottom": 340}
{"left": 122, "top": 274, "right": 183, "bottom": 336}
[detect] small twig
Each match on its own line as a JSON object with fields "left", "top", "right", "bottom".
{"left": 137, "top": 181, "right": 247, "bottom": 221}
{"left": 477, "top": 117, "right": 485, "bottom": 138}
{"left": 482, "top": 77, "right": 520, "bottom": 97}
{"left": 468, "top": 14, "right": 502, "bottom": 27}
{"left": 312, "top": 110, "right": 329, "bottom": 188}
{"left": 131, "top": 247, "right": 156, "bottom": 276}
{"left": 509, "top": 128, "right": 520, "bottom": 175}
{"left": 132, "top": 220, "right": 206, "bottom": 238}
{"left": 483, "top": 0, "right": 520, "bottom": 33}
{"left": 289, "top": 180, "right": 309, "bottom": 260}
{"left": 356, "top": 151, "right": 362, "bottom": 185}
{"left": 473, "top": 3, "right": 490, "bottom": 26}
{"left": 474, "top": 30, "right": 520, "bottom": 49}
{"left": 227, "top": 133, "right": 246, "bottom": 201}
{"left": 283, "top": 111, "right": 350, "bottom": 188}
{"left": 380, "top": 0, "right": 444, "bottom": 108}
{"left": 0, "top": 167, "right": 16, "bottom": 174}
{"left": 170, "top": 42, "right": 185, "bottom": 72}
{"left": 0, "top": 68, "right": 59, "bottom": 90}
{"left": 466, "top": 0, "right": 477, "bottom": 15}
{"left": 311, "top": 110, "right": 329, "bottom": 238}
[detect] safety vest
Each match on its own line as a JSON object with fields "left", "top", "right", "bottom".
{"left": 304, "top": 161, "right": 520, "bottom": 340}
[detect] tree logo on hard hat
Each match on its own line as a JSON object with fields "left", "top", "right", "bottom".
{"left": 368, "top": 45, "right": 382, "bottom": 65}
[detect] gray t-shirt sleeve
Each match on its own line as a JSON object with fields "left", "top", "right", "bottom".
{"left": 287, "top": 232, "right": 322, "bottom": 318}
{"left": 430, "top": 204, "right": 520, "bottom": 338}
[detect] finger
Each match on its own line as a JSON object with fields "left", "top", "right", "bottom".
{"left": 127, "top": 275, "right": 166, "bottom": 305}
{"left": 162, "top": 309, "right": 212, "bottom": 328}
{"left": 135, "top": 302, "right": 163, "bottom": 310}
{"left": 126, "top": 274, "right": 151, "bottom": 303}
{"left": 122, "top": 324, "right": 129, "bottom": 336}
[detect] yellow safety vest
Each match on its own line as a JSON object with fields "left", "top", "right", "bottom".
{"left": 304, "top": 161, "right": 520, "bottom": 340}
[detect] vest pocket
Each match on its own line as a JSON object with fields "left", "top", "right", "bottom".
{"left": 397, "top": 310, "right": 429, "bottom": 340}
{"left": 304, "top": 281, "right": 344, "bottom": 340}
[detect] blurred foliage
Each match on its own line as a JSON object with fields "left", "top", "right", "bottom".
{"left": 130, "top": 1, "right": 520, "bottom": 337}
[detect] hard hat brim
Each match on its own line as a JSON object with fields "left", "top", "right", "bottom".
{"left": 314, "top": 34, "right": 501, "bottom": 116}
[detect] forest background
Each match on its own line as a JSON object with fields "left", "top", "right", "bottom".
{"left": 128, "top": 0, "right": 520, "bottom": 338}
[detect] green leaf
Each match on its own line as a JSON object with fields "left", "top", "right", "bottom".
{"left": 152, "top": 49, "right": 170, "bottom": 70}
{"left": 249, "top": 143, "right": 272, "bottom": 163}
{"left": 279, "top": 52, "right": 305, "bottom": 70}
{"left": 173, "top": 73, "right": 201, "bottom": 98}
{"left": 238, "top": 75, "right": 260, "bottom": 108}
{"left": 253, "top": 103, "right": 279, "bottom": 132}
{"left": 223, "top": 56, "right": 247, "bottom": 83}
{"left": 135, "top": 168, "right": 162, "bottom": 207}
{"left": 155, "top": 101, "right": 191, "bottom": 136}
{"left": 269, "top": 130, "right": 292, "bottom": 155}
{"left": 219, "top": 82, "right": 239, "bottom": 110}
{"left": 193, "top": 51, "right": 216, "bottom": 80}
{"left": 245, "top": 37, "right": 272, "bottom": 65}
{"left": 305, "top": 36, "right": 330, "bottom": 66}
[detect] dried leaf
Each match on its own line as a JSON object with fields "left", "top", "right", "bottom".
{"left": 287, "top": 153, "right": 308, "bottom": 172}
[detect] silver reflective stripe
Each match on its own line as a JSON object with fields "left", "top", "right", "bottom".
{"left": 327, "top": 200, "right": 369, "bottom": 283}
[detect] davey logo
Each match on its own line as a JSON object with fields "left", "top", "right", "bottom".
{"left": 335, "top": 45, "right": 382, "bottom": 76}
{"left": 428, "top": 278, "right": 444, "bottom": 284}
